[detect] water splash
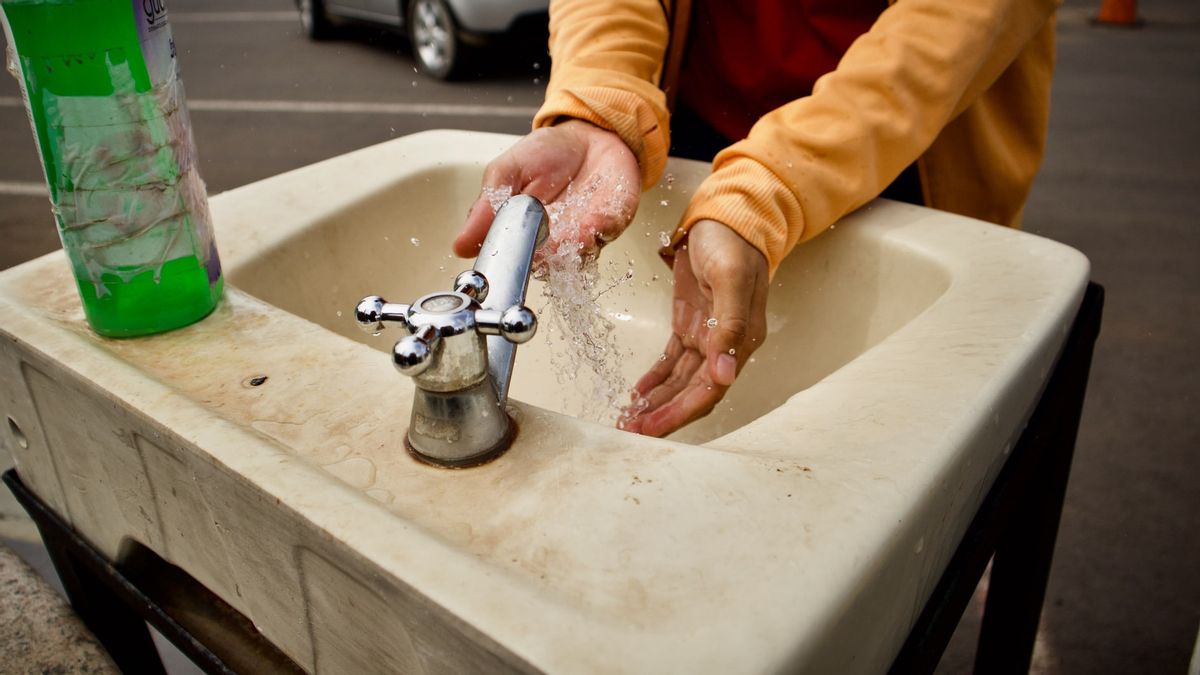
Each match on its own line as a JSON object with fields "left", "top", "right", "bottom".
{"left": 482, "top": 185, "right": 513, "bottom": 213}
{"left": 534, "top": 172, "right": 643, "bottom": 423}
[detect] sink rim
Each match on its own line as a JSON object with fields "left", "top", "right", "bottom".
{"left": 0, "top": 130, "right": 1091, "bottom": 674}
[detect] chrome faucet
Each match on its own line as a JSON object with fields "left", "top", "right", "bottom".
{"left": 354, "top": 195, "right": 549, "bottom": 467}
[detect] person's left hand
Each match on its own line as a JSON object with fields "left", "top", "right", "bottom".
{"left": 620, "top": 219, "right": 769, "bottom": 437}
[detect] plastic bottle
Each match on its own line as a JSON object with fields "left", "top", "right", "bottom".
{"left": 1, "top": 0, "right": 222, "bottom": 337}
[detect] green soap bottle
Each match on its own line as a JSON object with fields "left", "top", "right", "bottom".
{"left": 2, "top": 0, "right": 222, "bottom": 337}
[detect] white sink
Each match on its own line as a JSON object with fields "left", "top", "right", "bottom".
{"left": 0, "top": 130, "right": 1089, "bottom": 673}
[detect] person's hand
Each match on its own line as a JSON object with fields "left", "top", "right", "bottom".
{"left": 620, "top": 219, "right": 769, "bottom": 437}
{"left": 454, "top": 120, "right": 641, "bottom": 260}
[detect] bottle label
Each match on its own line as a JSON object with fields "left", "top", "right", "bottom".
{"left": 134, "top": 0, "right": 177, "bottom": 87}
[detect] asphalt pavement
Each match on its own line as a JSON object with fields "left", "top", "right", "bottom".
{"left": 1, "top": 0, "right": 1197, "bottom": 673}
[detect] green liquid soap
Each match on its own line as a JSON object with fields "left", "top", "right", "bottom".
{"left": 77, "top": 255, "right": 224, "bottom": 338}
{"left": 2, "top": 0, "right": 224, "bottom": 338}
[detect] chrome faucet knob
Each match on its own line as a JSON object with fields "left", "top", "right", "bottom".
{"left": 454, "top": 270, "right": 489, "bottom": 302}
{"left": 351, "top": 195, "right": 548, "bottom": 467}
{"left": 355, "top": 295, "right": 411, "bottom": 334}
{"left": 392, "top": 326, "right": 439, "bottom": 376}
{"left": 475, "top": 305, "right": 538, "bottom": 344}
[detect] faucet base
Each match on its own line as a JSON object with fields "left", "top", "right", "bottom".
{"left": 404, "top": 419, "right": 515, "bottom": 469}
{"left": 405, "top": 379, "right": 515, "bottom": 468}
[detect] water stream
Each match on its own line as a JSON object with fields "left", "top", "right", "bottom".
{"left": 485, "top": 177, "right": 648, "bottom": 424}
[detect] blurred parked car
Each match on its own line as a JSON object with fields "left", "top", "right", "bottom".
{"left": 296, "top": 0, "right": 548, "bottom": 80}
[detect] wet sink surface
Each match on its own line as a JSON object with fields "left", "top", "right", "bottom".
{"left": 0, "top": 131, "right": 1088, "bottom": 674}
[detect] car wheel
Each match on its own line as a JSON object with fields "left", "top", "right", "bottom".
{"left": 407, "top": 0, "right": 467, "bottom": 80}
{"left": 298, "top": 0, "right": 335, "bottom": 40}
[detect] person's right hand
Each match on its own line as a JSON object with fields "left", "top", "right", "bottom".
{"left": 453, "top": 120, "right": 641, "bottom": 261}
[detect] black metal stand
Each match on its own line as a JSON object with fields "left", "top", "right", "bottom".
{"left": 4, "top": 283, "right": 1103, "bottom": 675}
{"left": 2, "top": 471, "right": 305, "bottom": 675}
{"left": 889, "top": 282, "right": 1104, "bottom": 674}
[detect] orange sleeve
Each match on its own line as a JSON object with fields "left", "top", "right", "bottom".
{"left": 532, "top": 0, "right": 672, "bottom": 191}
{"left": 671, "top": 0, "right": 1059, "bottom": 277}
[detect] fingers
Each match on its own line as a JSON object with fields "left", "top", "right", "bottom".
{"left": 623, "top": 282, "right": 724, "bottom": 438}
{"left": 704, "top": 273, "right": 756, "bottom": 387}
{"left": 693, "top": 221, "right": 769, "bottom": 387}
{"left": 454, "top": 195, "right": 496, "bottom": 257}
{"left": 627, "top": 358, "right": 727, "bottom": 437}
{"left": 638, "top": 372, "right": 726, "bottom": 437}
{"left": 621, "top": 220, "right": 770, "bottom": 438}
{"left": 632, "top": 331, "right": 685, "bottom": 396}
{"left": 454, "top": 128, "right": 583, "bottom": 257}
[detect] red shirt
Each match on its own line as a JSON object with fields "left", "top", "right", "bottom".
{"left": 677, "top": 0, "right": 885, "bottom": 142}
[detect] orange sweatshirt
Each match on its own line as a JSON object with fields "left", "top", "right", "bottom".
{"left": 533, "top": 0, "right": 1060, "bottom": 277}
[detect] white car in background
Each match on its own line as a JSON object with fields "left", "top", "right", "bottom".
{"left": 297, "top": 0, "right": 548, "bottom": 80}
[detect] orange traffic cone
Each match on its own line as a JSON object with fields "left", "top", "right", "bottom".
{"left": 1094, "top": 0, "right": 1141, "bottom": 26}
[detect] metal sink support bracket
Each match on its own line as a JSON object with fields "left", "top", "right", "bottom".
{"left": 354, "top": 195, "right": 548, "bottom": 466}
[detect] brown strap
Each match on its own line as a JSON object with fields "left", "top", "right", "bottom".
{"left": 659, "top": 0, "right": 693, "bottom": 112}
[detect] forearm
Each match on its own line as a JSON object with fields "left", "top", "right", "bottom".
{"left": 533, "top": 0, "right": 673, "bottom": 189}
{"left": 676, "top": 0, "right": 1060, "bottom": 275}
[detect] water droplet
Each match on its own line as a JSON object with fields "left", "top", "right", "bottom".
{"left": 658, "top": 354, "right": 667, "bottom": 361}
{"left": 659, "top": 232, "right": 671, "bottom": 247}
{"left": 411, "top": 80, "right": 418, "bottom": 87}
{"left": 728, "top": 348, "right": 736, "bottom": 355}
{"left": 336, "top": 310, "right": 343, "bottom": 317}
{"left": 659, "top": 199, "right": 669, "bottom": 206}
{"left": 506, "top": 95, "right": 513, "bottom": 102}
{"left": 749, "top": 357, "right": 757, "bottom": 364}
{"left": 533, "top": 77, "right": 541, "bottom": 84}
{"left": 705, "top": 317, "right": 719, "bottom": 328}
{"left": 651, "top": 274, "right": 659, "bottom": 282}
{"left": 410, "top": 237, "right": 421, "bottom": 246}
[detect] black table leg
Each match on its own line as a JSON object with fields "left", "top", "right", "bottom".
{"left": 3, "top": 470, "right": 305, "bottom": 675}
{"left": 7, "top": 475, "right": 167, "bottom": 675}
{"left": 890, "top": 283, "right": 1104, "bottom": 674}
{"left": 974, "top": 283, "right": 1103, "bottom": 674}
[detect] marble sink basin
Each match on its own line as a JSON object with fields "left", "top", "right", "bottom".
{"left": 0, "top": 130, "right": 1089, "bottom": 674}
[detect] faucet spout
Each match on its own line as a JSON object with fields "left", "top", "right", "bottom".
{"left": 353, "top": 195, "right": 547, "bottom": 467}
{"left": 472, "top": 195, "right": 549, "bottom": 403}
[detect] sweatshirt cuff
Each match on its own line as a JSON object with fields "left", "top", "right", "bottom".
{"left": 534, "top": 86, "right": 669, "bottom": 192}
{"left": 666, "top": 158, "right": 804, "bottom": 279}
